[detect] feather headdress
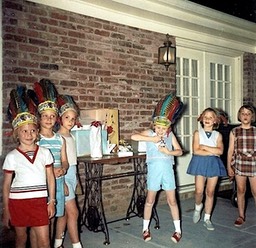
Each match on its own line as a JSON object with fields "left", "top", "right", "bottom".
{"left": 57, "top": 94, "right": 80, "bottom": 117}
{"left": 57, "top": 94, "right": 82, "bottom": 127}
{"left": 7, "top": 85, "right": 38, "bottom": 129}
{"left": 34, "top": 78, "right": 58, "bottom": 114}
{"left": 152, "top": 94, "right": 183, "bottom": 127}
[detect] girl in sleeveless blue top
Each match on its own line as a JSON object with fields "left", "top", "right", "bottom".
{"left": 131, "top": 94, "right": 184, "bottom": 244}
{"left": 187, "top": 108, "right": 227, "bottom": 231}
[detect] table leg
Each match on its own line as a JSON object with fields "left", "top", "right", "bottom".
{"left": 80, "top": 162, "right": 110, "bottom": 245}
{"left": 126, "top": 157, "right": 160, "bottom": 229}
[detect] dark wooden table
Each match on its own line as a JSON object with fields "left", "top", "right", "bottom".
{"left": 78, "top": 153, "right": 159, "bottom": 245}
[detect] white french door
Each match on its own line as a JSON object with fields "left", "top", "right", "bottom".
{"left": 175, "top": 47, "right": 241, "bottom": 191}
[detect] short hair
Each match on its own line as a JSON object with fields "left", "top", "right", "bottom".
{"left": 237, "top": 104, "right": 255, "bottom": 123}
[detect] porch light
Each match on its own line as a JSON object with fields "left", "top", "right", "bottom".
{"left": 158, "top": 33, "right": 176, "bottom": 70}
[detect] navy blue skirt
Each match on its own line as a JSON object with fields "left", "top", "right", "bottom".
{"left": 187, "top": 155, "right": 227, "bottom": 177}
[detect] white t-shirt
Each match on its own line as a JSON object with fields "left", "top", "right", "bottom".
{"left": 3, "top": 145, "right": 54, "bottom": 199}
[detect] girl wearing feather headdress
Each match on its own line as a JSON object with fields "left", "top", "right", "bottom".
{"left": 32, "top": 79, "right": 69, "bottom": 247}
{"left": 2, "top": 85, "right": 56, "bottom": 248}
{"left": 54, "top": 95, "right": 83, "bottom": 248}
{"left": 131, "top": 94, "right": 183, "bottom": 244}
{"left": 187, "top": 108, "right": 227, "bottom": 231}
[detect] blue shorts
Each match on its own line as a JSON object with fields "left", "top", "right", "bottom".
{"left": 147, "top": 162, "right": 176, "bottom": 191}
{"left": 65, "top": 165, "right": 77, "bottom": 202}
{"left": 55, "top": 177, "right": 65, "bottom": 217}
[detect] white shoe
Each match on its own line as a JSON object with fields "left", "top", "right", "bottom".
{"left": 193, "top": 204, "right": 203, "bottom": 223}
{"left": 204, "top": 220, "right": 215, "bottom": 231}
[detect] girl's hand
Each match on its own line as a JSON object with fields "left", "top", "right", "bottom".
{"left": 2, "top": 208, "right": 11, "bottom": 229}
{"left": 158, "top": 146, "right": 169, "bottom": 154}
{"left": 152, "top": 135, "right": 162, "bottom": 143}
{"left": 64, "top": 182, "right": 69, "bottom": 196}
{"left": 47, "top": 202, "right": 56, "bottom": 219}
{"left": 53, "top": 167, "right": 63, "bottom": 178}
{"left": 227, "top": 166, "right": 235, "bottom": 181}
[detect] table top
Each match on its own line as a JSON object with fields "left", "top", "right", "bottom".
{"left": 77, "top": 153, "right": 146, "bottom": 164}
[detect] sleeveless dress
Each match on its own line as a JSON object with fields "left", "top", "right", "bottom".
{"left": 146, "top": 130, "right": 176, "bottom": 191}
{"left": 39, "top": 132, "right": 65, "bottom": 217}
{"left": 231, "top": 126, "right": 256, "bottom": 176}
{"left": 187, "top": 128, "right": 227, "bottom": 177}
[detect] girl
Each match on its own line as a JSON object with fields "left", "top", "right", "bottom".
{"left": 227, "top": 105, "right": 256, "bottom": 227}
{"left": 187, "top": 108, "right": 227, "bottom": 231}
{"left": 3, "top": 86, "right": 56, "bottom": 248}
{"left": 32, "top": 79, "right": 69, "bottom": 247}
{"left": 54, "top": 95, "right": 83, "bottom": 248}
{"left": 131, "top": 94, "right": 183, "bottom": 244}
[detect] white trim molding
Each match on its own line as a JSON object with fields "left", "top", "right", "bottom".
{"left": 27, "top": 0, "right": 256, "bottom": 56}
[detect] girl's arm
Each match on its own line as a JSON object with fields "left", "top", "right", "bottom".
{"left": 60, "top": 138, "right": 69, "bottom": 175}
{"left": 131, "top": 130, "right": 161, "bottom": 143}
{"left": 159, "top": 133, "right": 183, "bottom": 156}
{"left": 200, "top": 132, "right": 224, "bottom": 156}
{"left": 2, "top": 172, "right": 13, "bottom": 228}
{"left": 193, "top": 130, "right": 223, "bottom": 156}
{"left": 46, "top": 165, "right": 56, "bottom": 219}
{"left": 227, "top": 131, "right": 235, "bottom": 179}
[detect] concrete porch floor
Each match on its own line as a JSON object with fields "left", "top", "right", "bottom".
{"left": 1, "top": 194, "right": 256, "bottom": 248}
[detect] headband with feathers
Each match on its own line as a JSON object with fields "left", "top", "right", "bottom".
{"left": 152, "top": 94, "right": 183, "bottom": 127}
{"left": 57, "top": 95, "right": 80, "bottom": 117}
{"left": 34, "top": 78, "right": 58, "bottom": 114}
{"left": 7, "top": 85, "right": 38, "bottom": 129}
{"left": 57, "top": 94, "right": 82, "bottom": 127}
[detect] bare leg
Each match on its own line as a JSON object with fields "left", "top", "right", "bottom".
{"left": 66, "top": 199, "right": 80, "bottom": 244}
{"left": 31, "top": 225, "right": 50, "bottom": 248}
{"left": 14, "top": 227, "right": 27, "bottom": 248}
{"left": 194, "top": 176, "right": 206, "bottom": 205}
{"left": 143, "top": 190, "right": 157, "bottom": 220}
{"left": 235, "top": 175, "right": 247, "bottom": 219}
{"left": 166, "top": 190, "right": 179, "bottom": 220}
{"left": 204, "top": 176, "right": 218, "bottom": 215}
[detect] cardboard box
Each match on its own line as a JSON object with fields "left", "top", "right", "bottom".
{"left": 80, "top": 108, "right": 119, "bottom": 146}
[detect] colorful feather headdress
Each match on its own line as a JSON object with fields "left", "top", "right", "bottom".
{"left": 152, "top": 93, "right": 183, "bottom": 127}
{"left": 7, "top": 85, "right": 38, "bottom": 130}
{"left": 34, "top": 78, "right": 58, "bottom": 114}
{"left": 57, "top": 94, "right": 80, "bottom": 117}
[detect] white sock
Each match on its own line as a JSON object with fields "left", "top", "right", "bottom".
{"left": 143, "top": 219, "right": 150, "bottom": 232}
{"left": 173, "top": 220, "right": 181, "bottom": 234}
{"left": 204, "top": 213, "right": 211, "bottom": 221}
{"left": 73, "top": 242, "right": 82, "bottom": 248}
{"left": 195, "top": 203, "right": 203, "bottom": 211}
{"left": 54, "top": 239, "right": 63, "bottom": 248}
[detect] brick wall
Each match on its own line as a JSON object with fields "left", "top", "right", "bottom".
{"left": 1, "top": 0, "right": 256, "bottom": 219}
{"left": 1, "top": 0, "right": 176, "bottom": 217}
{"left": 243, "top": 52, "right": 256, "bottom": 106}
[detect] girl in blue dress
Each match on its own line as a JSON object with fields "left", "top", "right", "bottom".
{"left": 187, "top": 108, "right": 227, "bottom": 231}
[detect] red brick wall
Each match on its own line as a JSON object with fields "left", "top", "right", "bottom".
{"left": 243, "top": 52, "right": 256, "bottom": 106}
{"left": 1, "top": 0, "right": 176, "bottom": 217}
{"left": 2, "top": 0, "right": 176, "bottom": 155}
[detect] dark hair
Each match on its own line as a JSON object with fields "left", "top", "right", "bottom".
{"left": 237, "top": 104, "right": 255, "bottom": 123}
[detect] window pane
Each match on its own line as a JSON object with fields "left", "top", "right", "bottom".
{"left": 183, "top": 58, "right": 189, "bottom": 76}
{"left": 192, "top": 59, "right": 198, "bottom": 77}
{"left": 210, "top": 63, "right": 215, "bottom": 80}
{"left": 225, "top": 65, "right": 230, "bottom": 81}
{"left": 217, "top": 64, "right": 223, "bottom": 80}
{"left": 210, "top": 81, "right": 215, "bottom": 97}
{"left": 183, "top": 78, "right": 189, "bottom": 96}
{"left": 218, "top": 81, "right": 223, "bottom": 98}
{"left": 192, "top": 79, "right": 198, "bottom": 96}
{"left": 192, "top": 98, "right": 199, "bottom": 115}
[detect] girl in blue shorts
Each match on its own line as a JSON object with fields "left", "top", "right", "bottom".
{"left": 131, "top": 94, "right": 183, "bottom": 244}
